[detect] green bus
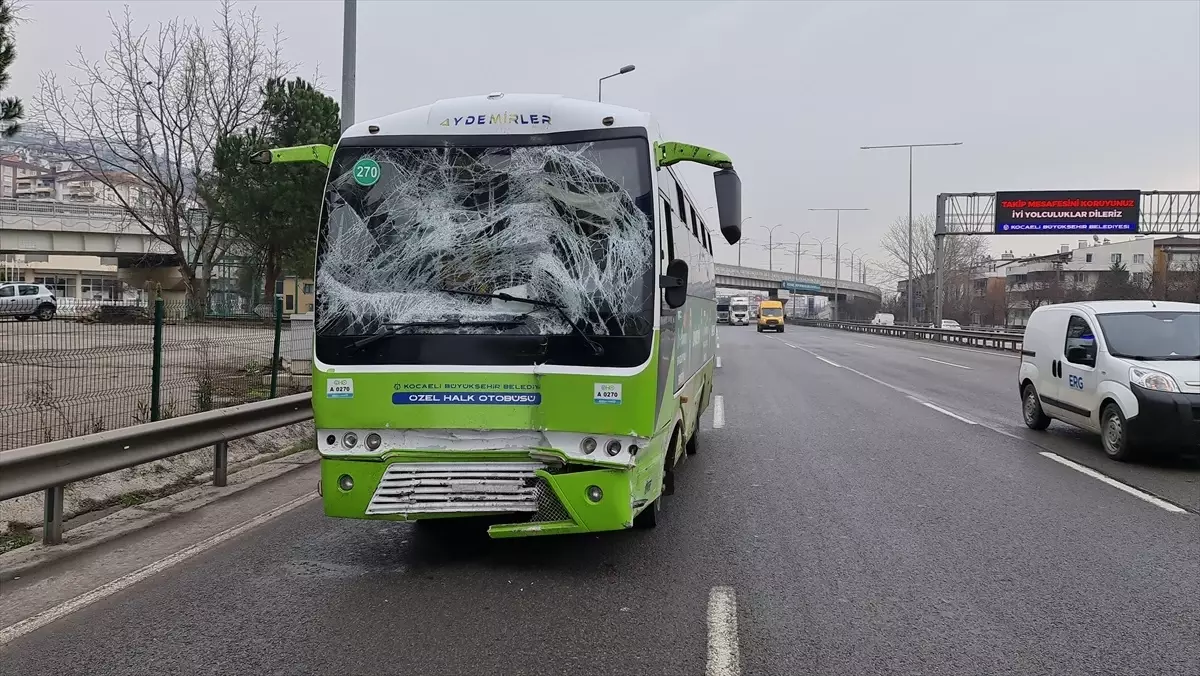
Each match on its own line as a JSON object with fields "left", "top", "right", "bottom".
{"left": 256, "top": 93, "right": 741, "bottom": 537}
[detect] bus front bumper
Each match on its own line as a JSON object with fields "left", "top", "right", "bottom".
{"left": 320, "top": 456, "right": 639, "bottom": 538}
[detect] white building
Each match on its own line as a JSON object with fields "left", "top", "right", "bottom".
{"left": 1004, "top": 235, "right": 1199, "bottom": 325}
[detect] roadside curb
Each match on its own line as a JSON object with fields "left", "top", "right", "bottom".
{"left": 0, "top": 449, "right": 320, "bottom": 581}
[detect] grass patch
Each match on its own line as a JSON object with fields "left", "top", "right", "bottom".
{"left": 0, "top": 528, "right": 36, "bottom": 554}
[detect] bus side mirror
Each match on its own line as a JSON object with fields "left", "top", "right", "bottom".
{"left": 662, "top": 258, "right": 689, "bottom": 309}
{"left": 714, "top": 168, "right": 742, "bottom": 245}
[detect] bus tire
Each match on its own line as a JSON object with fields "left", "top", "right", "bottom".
{"left": 686, "top": 428, "right": 699, "bottom": 456}
{"left": 633, "top": 493, "right": 660, "bottom": 529}
{"left": 637, "top": 429, "right": 680, "bottom": 529}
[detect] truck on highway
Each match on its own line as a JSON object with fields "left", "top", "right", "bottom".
{"left": 255, "top": 93, "right": 742, "bottom": 538}
{"left": 717, "top": 299, "right": 730, "bottom": 323}
{"left": 730, "top": 296, "right": 750, "bottom": 325}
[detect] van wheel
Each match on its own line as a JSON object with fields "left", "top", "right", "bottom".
{"left": 756, "top": 326, "right": 763, "bottom": 333}
{"left": 778, "top": 326, "right": 785, "bottom": 333}
{"left": 1101, "top": 403, "right": 1135, "bottom": 461}
{"left": 1022, "top": 384, "right": 1051, "bottom": 430}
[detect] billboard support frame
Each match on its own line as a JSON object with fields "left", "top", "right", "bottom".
{"left": 932, "top": 191, "right": 1199, "bottom": 324}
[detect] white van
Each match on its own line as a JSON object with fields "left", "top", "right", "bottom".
{"left": 871, "top": 313, "right": 895, "bottom": 326}
{"left": 1018, "top": 300, "right": 1199, "bottom": 460}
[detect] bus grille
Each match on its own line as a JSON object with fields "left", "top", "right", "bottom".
{"left": 532, "top": 478, "right": 572, "bottom": 522}
{"left": 366, "top": 462, "right": 543, "bottom": 515}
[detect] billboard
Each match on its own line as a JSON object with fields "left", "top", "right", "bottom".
{"left": 994, "top": 190, "right": 1140, "bottom": 234}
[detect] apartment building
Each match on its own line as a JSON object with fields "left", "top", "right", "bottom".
{"left": 1002, "top": 236, "right": 1199, "bottom": 326}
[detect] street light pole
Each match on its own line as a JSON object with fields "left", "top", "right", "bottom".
{"left": 809, "top": 208, "right": 868, "bottom": 321}
{"left": 792, "top": 231, "right": 809, "bottom": 275}
{"left": 860, "top": 141, "right": 962, "bottom": 324}
{"left": 341, "top": 0, "right": 357, "bottom": 134}
{"left": 598, "top": 64, "right": 636, "bottom": 102}
{"left": 736, "top": 216, "right": 754, "bottom": 266}
{"left": 760, "top": 224, "right": 784, "bottom": 272}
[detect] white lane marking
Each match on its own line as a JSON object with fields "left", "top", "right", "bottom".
{"left": 919, "top": 356, "right": 973, "bottom": 370}
{"left": 855, "top": 342, "right": 876, "bottom": 348}
{"left": 716, "top": 356, "right": 722, "bottom": 368}
{"left": 919, "top": 400, "right": 978, "bottom": 425}
{"left": 814, "top": 354, "right": 841, "bottom": 368}
{"left": 712, "top": 395, "right": 725, "bottom": 428}
{"left": 1038, "top": 452, "right": 1188, "bottom": 514}
{"left": 706, "top": 586, "right": 741, "bottom": 676}
{"left": 0, "top": 492, "right": 318, "bottom": 646}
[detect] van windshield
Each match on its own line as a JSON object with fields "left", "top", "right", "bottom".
{"left": 761, "top": 307, "right": 783, "bottom": 317}
{"left": 1097, "top": 311, "right": 1200, "bottom": 360}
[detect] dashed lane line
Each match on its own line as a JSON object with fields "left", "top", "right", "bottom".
{"left": 706, "top": 586, "right": 741, "bottom": 676}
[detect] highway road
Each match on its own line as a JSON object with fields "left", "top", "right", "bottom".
{"left": 2, "top": 324, "right": 1198, "bottom": 675}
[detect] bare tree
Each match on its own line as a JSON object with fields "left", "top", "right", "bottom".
{"left": 879, "top": 214, "right": 989, "bottom": 322}
{"left": 34, "top": 0, "right": 286, "bottom": 307}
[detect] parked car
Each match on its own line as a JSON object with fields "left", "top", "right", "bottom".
{"left": 0, "top": 283, "right": 58, "bottom": 321}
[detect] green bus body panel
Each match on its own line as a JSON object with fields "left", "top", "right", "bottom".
{"left": 314, "top": 361, "right": 658, "bottom": 438}
{"left": 303, "top": 130, "right": 730, "bottom": 539}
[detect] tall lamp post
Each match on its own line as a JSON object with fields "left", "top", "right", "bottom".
{"left": 791, "top": 230, "right": 809, "bottom": 275}
{"left": 598, "top": 65, "right": 636, "bottom": 102}
{"left": 809, "top": 208, "right": 868, "bottom": 321}
{"left": 802, "top": 236, "right": 831, "bottom": 278}
{"left": 846, "top": 246, "right": 863, "bottom": 281}
{"left": 760, "top": 223, "right": 786, "bottom": 271}
{"left": 860, "top": 141, "right": 962, "bottom": 324}
{"left": 736, "top": 216, "right": 754, "bottom": 266}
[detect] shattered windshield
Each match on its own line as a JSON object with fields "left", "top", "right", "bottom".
{"left": 316, "top": 136, "right": 654, "bottom": 344}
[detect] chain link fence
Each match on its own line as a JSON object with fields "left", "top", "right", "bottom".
{"left": 0, "top": 296, "right": 311, "bottom": 451}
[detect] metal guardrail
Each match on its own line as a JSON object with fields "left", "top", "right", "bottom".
{"left": 792, "top": 319, "right": 1025, "bottom": 352}
{"left": 0, "top": 393, "right": 314, "bottom": 545}
{"left": 0, "top": 196, "right": 137, "bottom": 218}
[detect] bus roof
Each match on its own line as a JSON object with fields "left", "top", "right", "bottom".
{"left": 342, "top": 93, "right": 654, "bottom": 139}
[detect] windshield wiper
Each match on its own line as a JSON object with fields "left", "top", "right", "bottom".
{"left": 1113, "top": 352, "right": 1200, "bottom": 361}
{"left": 436, "top": 287, "right": 603, "bottom": 355}
{"left": 347, "top": 319, "right": 524, "bottom": 351}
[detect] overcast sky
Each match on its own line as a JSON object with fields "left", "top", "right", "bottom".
{"left": 11, "top": 0, "right": 1200, "bottom": 285}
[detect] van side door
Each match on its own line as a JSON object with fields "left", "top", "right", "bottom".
{"left": 1055, "top": 313, "right": 1102, "bottom": 432}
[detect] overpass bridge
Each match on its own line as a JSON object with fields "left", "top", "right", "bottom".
{"left": 0, "top": 198, "right": 186, "bottom": 261}
{"left": 715, "top": 263, "right": 882, "bottom": 304}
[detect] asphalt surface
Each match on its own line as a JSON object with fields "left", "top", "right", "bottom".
{"left": 2, "top": 324, "right": 1198, "bottom": 675}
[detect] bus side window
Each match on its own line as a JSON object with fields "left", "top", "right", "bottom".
{"left": 675, "top": 185, "right": 687, "bottom": 226}
{"left": 690, "top": 207, "right": 700, "bottom": 240}
{"left": 661, "top": 195, "right": 675, "bottom": 262}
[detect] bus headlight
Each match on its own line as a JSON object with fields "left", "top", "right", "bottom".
{"left": 365, "top": 433, "right": 382, "bottom": 450}
{"left": 605, "top": 439, "right": 622, "bottom": 456}
{"left": 342, "top": 432, "right": 358, "bottom": 449}
{"left": 586, "top": 485, "right": 603, "bottom": 502}
{"left": 337, "top": 474, "right": 354, "bottom": 491}
{"left": 580, "top": 437, "right": 597, "bottom": 454}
